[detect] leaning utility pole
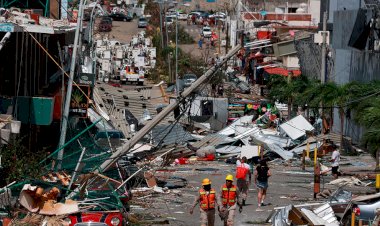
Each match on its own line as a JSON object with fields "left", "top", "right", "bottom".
{"left": 95, "top": 45, "right": 242, "bottom": 173}
{"left": 57, "top": 0, "right": 85, "bottom": 170}
{"left": 321, "top": 11, "right": 327, "bottom": 84}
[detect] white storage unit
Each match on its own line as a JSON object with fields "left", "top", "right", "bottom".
{"left": 102, "top": 60, "right": 111, "bottom": 72}
{"left": 116, "top": 49, "right": 124, "bottom": 59}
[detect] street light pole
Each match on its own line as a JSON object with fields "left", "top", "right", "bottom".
{"left": 158, "top": 1, "right": 164, "bottom": 48}
{"left": 175, "top": 9, "right": 179, "bottom": 95}
{"left": 57, "top": 0, "right": 86, "bottom": 169}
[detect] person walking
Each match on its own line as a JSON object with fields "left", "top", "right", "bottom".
{"left": 219, "top": 174, "right": 242, "bottom": 226}
{"left": 255, "top": 159, "right": 271, "bottom": 208}
{"left": 236, "top": 156, "right": 251, "bottom": 206}
{"left": 330, "top": 148, "right": 340, "bottom": 179}
{"left": 198, "top": 38, "right": 203, "bottom": 49}
{"left": 190, "top": 178, "right": 220, "bottom": 226}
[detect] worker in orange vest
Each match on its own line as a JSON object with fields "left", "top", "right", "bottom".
{"left": 190, "top": 178, "right": 221, "bottom": 226}
{"left": 219, "top": 174, "right": 242, "bottom": 226}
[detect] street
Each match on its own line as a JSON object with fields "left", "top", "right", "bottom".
{"left": 102, "top": 16, "right": 378, "bottom": 226}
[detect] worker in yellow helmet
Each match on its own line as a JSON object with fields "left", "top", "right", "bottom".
{"left": 190, "top": 178, "right": 221, "bottom": 226}
{"left": 219, "top": 174, "right": 242, "bottom": 226}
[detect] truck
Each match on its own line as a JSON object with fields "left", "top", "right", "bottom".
{"left": 120, "top": 64, "right": 144, "bottom": 85}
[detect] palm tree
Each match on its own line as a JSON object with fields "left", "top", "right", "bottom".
{"left": 295, "top": 81, "right": 363, "bottom": 146}
{"left": 354, "top": 96, "right": 380, "bottom": 169}
{"left": 267, "top": 74, "right": 312, "bottom": 119}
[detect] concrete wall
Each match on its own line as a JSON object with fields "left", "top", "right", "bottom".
{"left": 327, "top": 0, "right": 364, "bottom": 23}
{"left": 310, "top": 0, "right": 321, "bottom": 25}
{"left": 332, "top": 9, "right": 358, "bottom": 49}
{"left": 282, "top": 55, "right": 300, "bottom": 68}
{"left": 331, "top": 6, "right": 380, "bottom": 143}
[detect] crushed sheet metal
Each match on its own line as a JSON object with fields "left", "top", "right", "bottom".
{"left": 192, "top": 133, "right": 236, "bottom": 149}
{"left": 216, "top": 145, "right": 242, "bottom": 154}
{"left": 269, "top": 204, "right": 293, "bottom": 226}
{"left": 352, "top": 192, "right": 380, "bottom": 202}
{"left": 301, "top": 208, "right": 336, "bottom": 226}
{"left": 313, "top": 203, "right": 339, "bottom": 225}
{"left": 280, "top": 115, "right": 314, "bottom": 140}
{"left": 0, "top": 188, "right": 11, "bottom": 208}
{"left": 218, "top": 115, "right": 254, "bottom": 136}
{"left": 265, "top": 143, "right": 295, "bottom": 160}
{"left": 151, "top": 124, "right": 193, "bottom": 146}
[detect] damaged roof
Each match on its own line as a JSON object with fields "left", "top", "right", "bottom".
{"left": 191, "top": 133, "right": 236, "bottom": 149}
{"left": 151, "top": 124, "right": 194, "bottom": 146}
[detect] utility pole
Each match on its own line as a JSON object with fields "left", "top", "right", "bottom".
{"left": 158, "top": 1, "right": 164, "bottom": 48}
{"left": 321, "top": 11, "right": 327, "bottom": 84}
{"left": 95, "top": 45, "right": 242, "bottom": 173}
{"left": 218, "top": 25, "right": 221, "bottom": 54}
{"left": 57, "top": 0, "right": 85, "bottom": 170}
{"left": 314, "top": 12, "right": 327, "bottom": 199}
{"left": 175, "top": 9, "right": 179, "bottom": 95}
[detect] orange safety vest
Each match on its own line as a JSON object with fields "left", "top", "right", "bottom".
{"left": 222, "top": 184, "right": 237, "bottom": 206}
{"left": 199, "top": 188, "right": 216, "bottom": 210}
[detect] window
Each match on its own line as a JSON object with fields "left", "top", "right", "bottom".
{"left": 288, "top": 7, "right": 297, "bottom": 13}
{"left": 201, "top": 100, "right": 213, "bottom": 116}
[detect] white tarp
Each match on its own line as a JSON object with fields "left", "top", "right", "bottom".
{"left": 280, "top": 115, "right": 314, "bottom": 140}
{"left": 241, "top": 145, "right": 259, "bottom": 159}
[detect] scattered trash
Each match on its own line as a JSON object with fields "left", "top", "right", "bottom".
{"left": 328, "top": 177, "right": 370, "bottom": 187}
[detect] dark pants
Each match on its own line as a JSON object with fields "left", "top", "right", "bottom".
{"left": 332, "top": 166, "right": 339, "bottom": 175}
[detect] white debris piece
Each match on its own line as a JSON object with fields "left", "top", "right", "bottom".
{"left": 280, "top": 115, "right": 314, "bottom": 140}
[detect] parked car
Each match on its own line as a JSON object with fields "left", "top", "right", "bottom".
{"left": 164, "top": 16, "right": 174, "bottom": 26}
{"left": 101, "top": 16, "right": 113, "bottom": 26}
{"left": 99, "top": 19, "right": 112, "bottom": 32}
{"left": 341, "top": 193, "right": 380, "bottom": 224}
{"left": 137, "top": 17, "right": 148, "bottom": 28}
{"left": 183, "top": 74, "right": 197, "bottom": 87}
{"left": 109, "top": 12, "right": 133, "bottom": 21}
{"left": 177, "top": 12, "right": 188, "bottom": 20}
{"left": 66, "top": 211, "right": 123, "bottom": 226}
{"left": 188, "top": 11, "right": 201, "bottom": 18}
{"left": 209, "top": 12, "right": 226, "bottom": 22}
{"left": 201, "top": 26, "right": 212, "bottom": 38}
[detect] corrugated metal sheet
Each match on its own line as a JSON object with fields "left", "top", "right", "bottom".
{"left": 151, "top": 124, "right": 194, "bottom": 146}
{"left": 94, "top": 83, "right": 173, "bottom": 139}
{"left": 192, "top": 133, "right": 234, "bottom": 149}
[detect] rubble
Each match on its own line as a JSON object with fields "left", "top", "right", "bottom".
{"left": 328, "top": 177, "right": 371, "bottom": 187}
{"left": 19, "top": 184, "right": 79, "bottom": 215}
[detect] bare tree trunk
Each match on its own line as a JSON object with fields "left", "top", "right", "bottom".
{"left": 376, "top": 149, "right": 379, "bottom": 171}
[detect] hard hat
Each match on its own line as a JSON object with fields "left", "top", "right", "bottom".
{"left": 202, "top": 178, "right": 211, "bottom": 186}
{"left": 225, "top": 174, "right": 234, "bottom": 181}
